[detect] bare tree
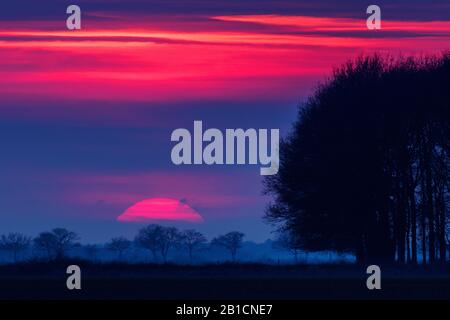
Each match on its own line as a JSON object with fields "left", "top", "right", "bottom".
{"left": 0, "top": 233, "right": 31, "bottom": 263}
{"left": 135, "top": 225, "right": 180, "bottom": 263}
{"left": 180, "top": 229, "right": 206, "bottom": 261}
{"left": 107, "top": 237, "right": 131, "bottom": 260}
{"left": 212, "top": 231, "right": 245, "bottom": 262}
{"left": 34, "top": 232, "right": 56, "bottom": 259}
{"left": 84, "top": 244, "right": 99, "bottom": 261}
{"left": 135, "top": 224, "right": 164, "bottom": 262}
{"left": 34, "top": 228, "right": 79, "bottom": 260}
{"left": 159, "top": 227, "right": 181, "bottom": 263}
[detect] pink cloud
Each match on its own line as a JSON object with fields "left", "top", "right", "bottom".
{"left": 0, "top": 14, "right": 447, "bottom": 126}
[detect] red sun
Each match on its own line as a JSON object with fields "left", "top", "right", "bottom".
{"left": 117, "top": 198, "right": 203, "bottom": 223}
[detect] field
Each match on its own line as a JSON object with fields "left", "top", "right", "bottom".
{"left": 1, "top": 262, "right": 450, "bottom": 299}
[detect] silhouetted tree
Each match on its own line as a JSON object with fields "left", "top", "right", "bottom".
{"left": 273, "top": 233, "right": 301, "bottom": 263}
{"left": 264, "top": 53, "right": 450, "bottom": 265}
{"left": 135, "top": 225, "right": 162, "bottom": 261}
{"left": 180, "top": 229, "right": 207, "bottom": 261}
{"left": 34, "top": 228, "right": 79, "bottom": 260}
{"left": 0, "top": 233, "right": 31, "bottom": 263}
{"left": 212, "top": 231, "right": 245, "bottom": 261}
{"left": 159, "top": 227, "right": 181, "bottom": 263}
{"left": 135, "top": 224, "right": 181, "bottom": 263}
{"left": 84, "top": 244, "right": 98, "bottom": 261}
{"left": 107, "top": 237, "right": 131, "bottom": 260}
{"left": 33, "top": 232, "right": 56, "bottom": 259}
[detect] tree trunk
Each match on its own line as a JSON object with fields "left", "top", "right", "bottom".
{"left": 438, "top": 190, "right": 446, "bottom": 263}
{"left": 356, "top": 233, "right": 366, "bottom": 265}
{"left": 408, "top": 172, "right": 418, "bottom": 264}
{"left": 396, "top": 180, "right": 406, "bottom": 264}
{"left": 421, "top": 209, "right": 427, "bottom": 265}
{"left": 425, "top": 157, "right": 435, "bottom": 264}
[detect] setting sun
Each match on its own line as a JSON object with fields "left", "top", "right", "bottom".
{"left": 117, "top": 198, "right": 203, "bottom": 223}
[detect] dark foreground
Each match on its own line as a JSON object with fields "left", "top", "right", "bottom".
{"left": 1, "top": 262, "right": 449, "bottom": 299}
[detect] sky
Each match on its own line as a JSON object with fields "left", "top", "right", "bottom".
{"left": 0, "top": 0, "right": 448, "bottom": 243}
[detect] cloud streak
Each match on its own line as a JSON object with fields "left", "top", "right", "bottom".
{"left": 0, "top": 14, "right": 448, "bottom": 127}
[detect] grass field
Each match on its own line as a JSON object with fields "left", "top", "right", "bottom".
{"left": 1, "top": 262, "right": 449, "bottom": 299}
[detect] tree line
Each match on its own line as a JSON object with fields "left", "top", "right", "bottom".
{"left": 265, "top": 53, "right": 450, "bottom": 265}
{"left": 0, "top": 226, "right": 245, "bottom": 263}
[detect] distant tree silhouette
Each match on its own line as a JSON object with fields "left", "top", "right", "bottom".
{"left": 33, "top": 232, "right": 56, "bottom": 259}
{"left": 84, "top": 244, "right": 99, "bottom": 261}
{"left": 264, "top": 53, "right": 450, "bottom": 265}
{"left": 135, "top": 224, "right": 181, "bottom": 263}
{"left": 159, "top": 227, "right": 181, "bottom": 263}
{"left": 212, "top": 231, "right": 245, "bottom": 262}
{"left": 0, "top": 233, "right": 31, "bottom": 263}
{"left": 106, "top": 237, "right": 131, "bottom": 260}
{"left": 34, "top": 228, "right": 79, "bottom": 260}
{"left": 273, "top": 233, "right": 301, "bottom": 263}
{"left": 135, "top": 225, "right": 162, "bottom": 261}
{"left": 180, "top": 229, "right": 207, "bottom": 261}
